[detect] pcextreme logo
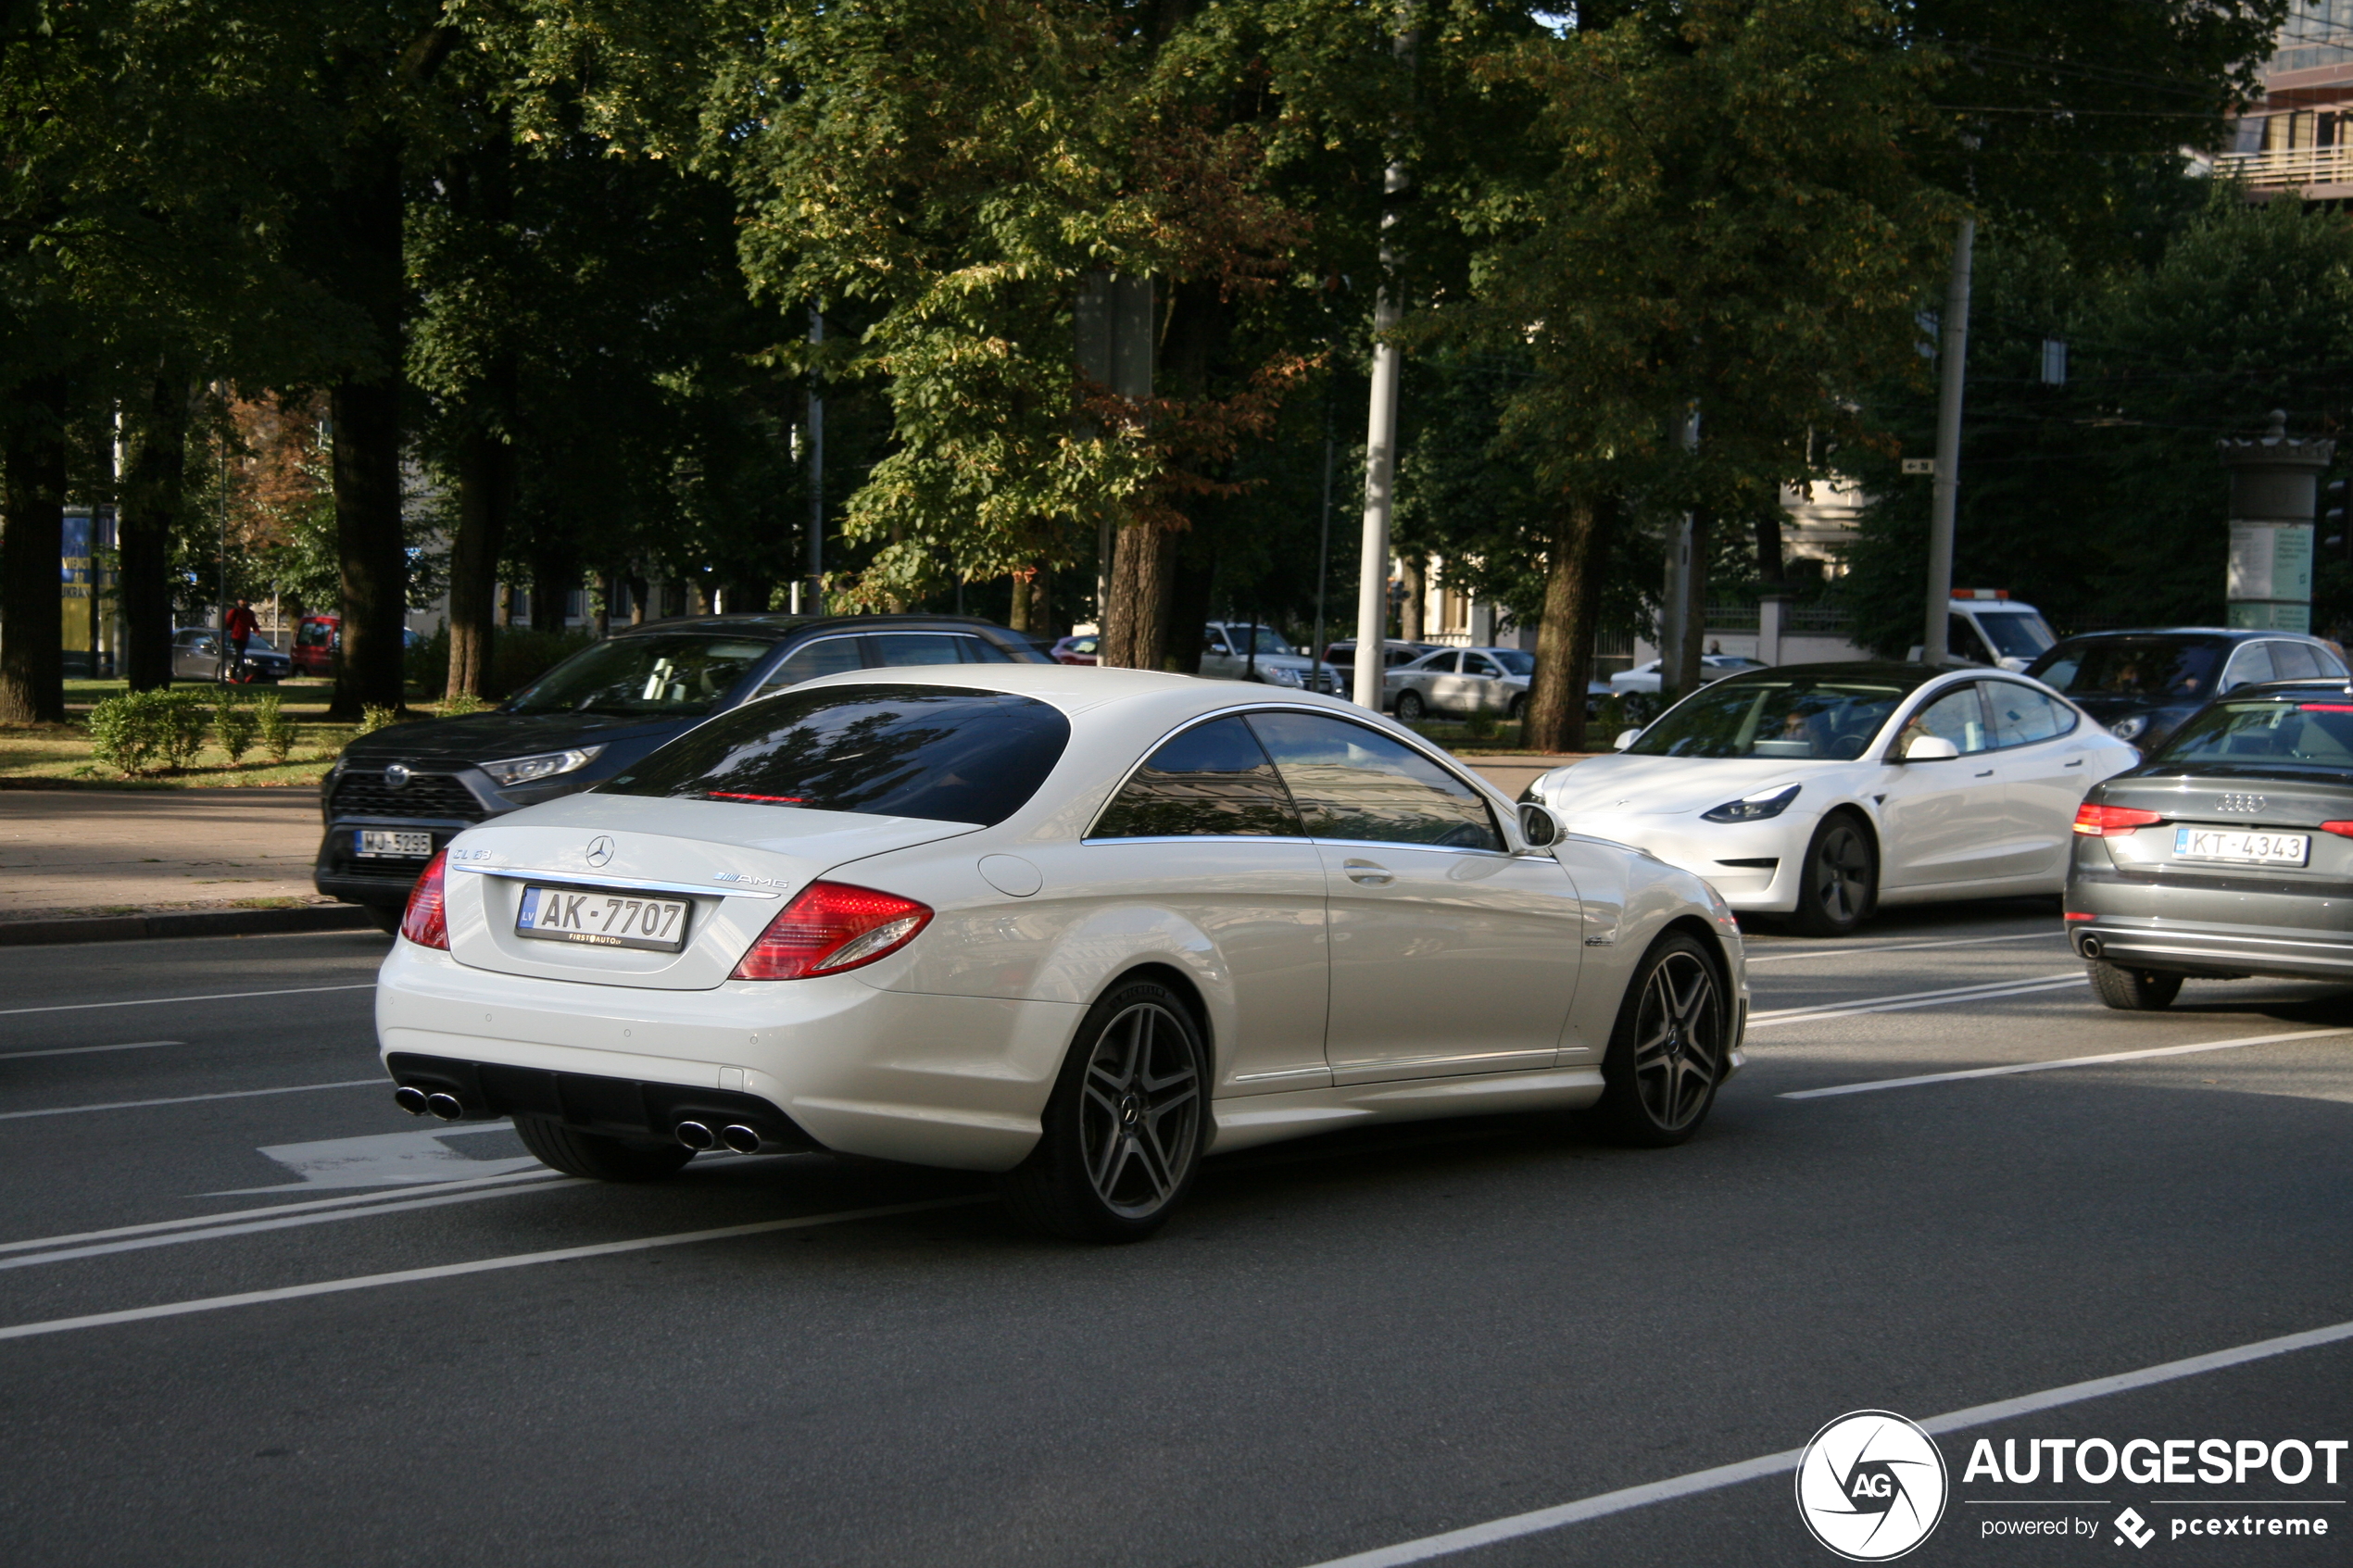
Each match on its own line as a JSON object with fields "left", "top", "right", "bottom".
{"left": 1796, "top": 1411, "right": 1950, "bottom": 1561}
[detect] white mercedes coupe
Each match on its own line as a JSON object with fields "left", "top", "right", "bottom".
{"left": 377, "top": 666, "right": 1747, "bottom": 1240}
{"left": 1521, "top": 662, "right": 2139, "bottom": 937}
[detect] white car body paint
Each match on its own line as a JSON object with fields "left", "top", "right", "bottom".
{"left": 1524, "top": 666, "right": 2138, "bottom": 915}
{"left": 377, "top": 666, "right": 1745, "bottom": 1174}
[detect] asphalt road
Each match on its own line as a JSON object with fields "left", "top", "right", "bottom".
{"left": 1, "top": 904, "right": 2347, "bottom": 1567}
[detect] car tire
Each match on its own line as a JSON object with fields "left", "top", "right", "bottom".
{"left": 1000, "top": 978, "right": 1207, "bottom": 1243}
{"left": 1507, "top": 694, "right": 1527, "bottom": 721}
{"left": 365, "top": 906, "right": 403, "bottom": 936}
{"left": 1792, "top": 811, "right": 1878, "bottom": 937}
{"left": 1395, "top": 690, "right": 1427, "bottom": 722}
{"left": 1590, "top": 932, "right": 1729, "bottom": 1148}
{"left": 511, "top": 1114, "right": 695, "bottom": 1182}
{"left": 2086, "top": 960, "right": 2183, "bottom": 1011}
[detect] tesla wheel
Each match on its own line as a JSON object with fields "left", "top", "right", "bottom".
{"left": 511, "top": 1114, "right": 695, "bottom": 1182}
{"left": 1793, "top": 811, "right": 1877, "bottom": 937}
{"left": 1395, "top": 690, "right": 1427, "bottom": 721}
{"left": 2087, "top": 960, "right": 2182, "bottom": 1011}
{"left": 1591, "top": 933, "right": 1728, "bottom": 1147}
{"left": 1000, "top": 979, "right": 1206, "bottom": 1243}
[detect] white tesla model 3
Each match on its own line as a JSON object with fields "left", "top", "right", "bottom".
{"left": 1522, "top": 662, "right": 2137, "bottom": 936}
{"left": 377, "top": 666, "right": 1745, "bottom": 1240}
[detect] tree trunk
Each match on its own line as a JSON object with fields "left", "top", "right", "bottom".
{"left": 444, "top": 420, "right": 511, "bottom": 700}
{"left": 1008, "top": 568, "right": 1034, "bottom": 633}
{"left": 1525, "top": 492, "right": 1604, "bottom": 754}
{"left": 1399, "top": 553, "right": 1426, "bottom": 642}
{"left": 1672, "top": 510, "right": 1711, "bottom": 701}
{"left": 1165, "top": 544, "right": 1214, "bottom": 675}
{"left": 118, "top": 372, "right": 190, "bottom": 692}
{"left": 330, "top": 371, "right": 408, "bottom": 716}
{"left": 532, "top": 559, "right": 573, "bottom": 633}
{"left": 0, "top": 375, "right": 70, "bottom": 723}
{"left": 1104, "top": 522, "right": 1176, "bottom": 668}
{"left": 626, "top": 571, "right": 647, "bottom": 625}
{"left": 1754, "top": 509, "right": 1785, "bottom": 584}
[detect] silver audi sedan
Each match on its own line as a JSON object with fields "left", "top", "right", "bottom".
{"left": 377, "top": 667, "right": 1747, "bottom": 1240}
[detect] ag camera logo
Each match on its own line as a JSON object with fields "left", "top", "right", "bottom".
{"left": 1795, "top": 1411, "right": 1948, "bottom": 1561}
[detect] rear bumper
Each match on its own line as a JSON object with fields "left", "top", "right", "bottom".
{"left": 375, "top": 942, "right": 1083, "bottom": 1172}
{"left": 2068, "top": 862, "right": 2353, "bottom": 980}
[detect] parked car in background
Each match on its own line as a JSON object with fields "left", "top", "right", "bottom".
{"left": 1930, "top": 591, "right": 2059, "bottom": 671}
{"left": 1609, "top": 654, "right": 1767, "bottom": 696}
{"left": 316, "top": 615, "right": 1051, "bottom": 930}
{"left": 290, "top": 614, "right": 425, "bottom": 677}
{"left": 1199, "top": 621, "right": 1341, "bottom": 693}
{"left": 1522, "top": 662, "right": 2138, "bottom": 935}
{"left": 2066, "top": 675, "right": 2353, "bottom": 1010}
{"left": 1385, "top": 646, "right": 1534, "bottom": 721}
{"left": 378, "top": 664, "right": 1747, "bottom": 1240}
{"left": 1050, "top": 633, "right": 1100, "bottom": 666}
{"left": 170, "top": 626, "right": 291, "bottom": 684}
{"left": 2025, "top": 628, "right": 2349, "bottom": 754}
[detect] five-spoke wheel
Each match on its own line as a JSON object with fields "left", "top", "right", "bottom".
{"left": 1592, "top": 933, "right": 1727, "bottom": 1146}
{"left": 1001, "top": 979, "right": 1206, "bottom": 1241}
{"left": 1793, "top": 811, "right": 1876, "bottom": 937}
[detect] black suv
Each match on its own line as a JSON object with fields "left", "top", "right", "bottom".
{"left": 2024, "top": 628, "right": 2349, "bottom": 755}
{"left": 316, "top": 614, "right": 1051, "bottom": 927}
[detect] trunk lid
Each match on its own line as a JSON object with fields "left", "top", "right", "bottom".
{"left": 2095, "top": 767, "right": 2353, "bottom": 887}
{"left": 437, "top": 793, "right": 975, "bottom": 990}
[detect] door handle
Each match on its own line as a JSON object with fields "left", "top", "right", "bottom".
{"left": 2065, "top": 758, "right": 2084, "bottom": 767}
{"left": 1342, "top": 859, "right": 1394, "bottom": 886}
{"left": 1973, "top": 769, "right": 1994, "bottom": 778}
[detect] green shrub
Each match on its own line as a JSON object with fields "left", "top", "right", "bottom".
{"left": 404, "top": 623, "right": 448, "bottom": 698}
{"left": 254, "top": 691, "right": 295, "bottom": 763}
{"left": 214, "top": 691, "right": 258, "bottom": 765}
{"left": 493, "top": 625, "right": 595, "bottom": 696}
{"left": 157, "top": 689, "right": 209, "bottom": 770}
{"left": 357, "top": 704, "right": 397, "bottom": 735}
{"left": 437, "top": 689, "right": 489, "bottom": 718}
{"left": 86, "top": 693, "right": 162, "bottom": 775}
{"left": 1463, "top": 709, "right": 1498, "bottom": 740}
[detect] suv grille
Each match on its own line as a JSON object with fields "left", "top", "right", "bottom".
{"left": 331, "top": 770, "right": 481, "bottom": 821}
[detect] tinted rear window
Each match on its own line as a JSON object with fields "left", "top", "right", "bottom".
{"left": 2151, "top": 698, "right": 2353, "bottom": 769}
{"left": 2031, "top": 637, "right": 2221, "bottom": 700}
{"left": 598, "top": 685, "right": 1069, "bottom": 826}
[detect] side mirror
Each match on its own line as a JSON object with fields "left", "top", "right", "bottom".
{"left": 1614, "top": 728, "right": 1642, "bottom": 751}
{"left": 1518, "top": 801, "right": 1565, "bottom": 848}
{"left": 1903, "top": 734, "right": 1961, "bottom": 760}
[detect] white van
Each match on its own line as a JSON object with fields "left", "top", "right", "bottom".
{"left": 1909, "top": 590, "right": 2058, "bottom": 671}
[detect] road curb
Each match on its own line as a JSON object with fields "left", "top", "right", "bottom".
{"left": 0, "top": 905, "right": 380, "bottom": 947}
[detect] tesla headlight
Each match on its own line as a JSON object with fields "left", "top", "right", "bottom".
{"left": 1263, "top": 665, "right": 1305, "bottom": 687}
{"left": 481, "top": 745, "right": 604, "bottom": 787}
{"left": 2108, "top": 714, "right": 2147, "bottom": 742}
{"left": 1702, "top": 783, "right": 1801, "bottom": 823}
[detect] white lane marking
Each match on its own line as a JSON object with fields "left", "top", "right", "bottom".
{"left": 1747, "top": 972, "right": 2086, "bottom": 1028}
{"left": 1744, "top": 931, "right": 2064, "bottom": 965}
{"left": 0, "top": 1177, "right": 589, "bottom": 1273}
{"left": 0, "top": 1079, "right": 384, "bottom": 1121}
{"left": 1300, "top": 1316, "right": 2353, "bottom": 1568}
{"left": 0, "top": 1197, "right": 991, "bottom": 1342}
{"left": 1780, "top": 1028, "right": 2351, "bottom": 1099}
{"left": 0, "top": 1040, "right": 181, "bottom": 1061}
{"left": 211, "top": 1123, "right": 535, "bottom": 1193}
{"left": 0, "top": 1169, "right": 564, "bottom": 1257}
{"left": 0, "top": 982, "right": 374, "bottom": 1018}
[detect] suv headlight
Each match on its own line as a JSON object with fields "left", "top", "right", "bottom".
{"left": 1702, "top": 783, "right": 1801, "bottom": 823}
{"left": 2108, "top": 714, "right": 2147, "bottom": 742}
{"left": 1263, "top": 665, "right": 1305, "bottom": 687}
{"left": 481, "top": 746, "right": 604, "bottom": 787}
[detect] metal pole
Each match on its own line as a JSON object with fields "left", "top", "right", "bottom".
{"left": 807, "top": 308, "right": 825, "bottom": 615}
{"left": 1923, "top": 217, "right": 1975, "bottom": 663}
{"left": 1314, "top": 377, "right": 1336, "bottom": 692}
{"left": 215, "top": 391, "right": 229, "bottom": 682}
{"left": 1352, "top": 19, "right": 1416, "bottom": 712}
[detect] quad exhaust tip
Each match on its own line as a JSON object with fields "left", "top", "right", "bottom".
{"left": 393, "top": 1085, "right": 431, "bottom": 1117}
{"left": 423, "top": 1092, "right": 466, "bottom": 1122}
{"left": 720, "top": 1124, "right": 764, "bottom": 1156}
{"left": 674, "top": 1121, "right": 718, "bottom": 1151}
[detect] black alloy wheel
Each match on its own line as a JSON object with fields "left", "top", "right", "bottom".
{"left": 2087, "top": 960, "right": 2183, "bottom": 1011}
{"left": 1793, "top": 811, "right": 1877, "bottom": 937}
{"left": 511, "top": 1113, "right": 696, "bottom": 1182}
{"left": 1395, "top": 690, "right": 1427, "bottom": 721}
{"left": 1000, "top": 979, "right": 1206, "bottom": 1242}
{"left": 1592, "top": 932, "right": 1728, "bottom": 1146}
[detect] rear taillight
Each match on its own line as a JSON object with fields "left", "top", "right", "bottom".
{"left": 731, "top": 881, "right": 932, "bottom": 981}
{"left": 2322, "top": 822, "right": 2353, "bottom": 838}
{"left": 2073, "top": 803, "right": 2162, "bottom": 837}
{"left": 400, "top": 849, "right": 449, "bottom": 948}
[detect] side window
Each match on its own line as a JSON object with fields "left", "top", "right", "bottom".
{"left": 869, "top": 632, "right": 975, "bottom": 669}
{"left": 2269, "top": 641, "right": 2322, "bottom": 681}
{"left": 1203, "top": 627, "right": 1230, "bottom": 655}
{"left": 2222, "top": 642, "right": 2276, "bottom": 691}
{"left": 761, "top": 635, "right": 862, "bottom": 692}
{"left": 1245, "top": 710, "right": 1504, "bottom": 851}
{"left": 2311, "top": 643, "right": 2349, "bottom": 679}
{"left": 1904, "top": 684, "right": 1991, "bottom": 755}
{"left": 1947, "top": 615, "right": 1994, "bottom": 665}
{"left": 1424, "top": 652, "right": 1461, "bottom": 674}
{"left": 1985, "top": 683, "right": 2074, "bottom": 748}
{"left": 1466, "top": 654, "right": 1501, "bottom": 678}
{"left": 961, "top": 636, "right": 1015, "bottom": 663}
{"left": 1088, "top": 717, "right": 1303, "bottom": 839}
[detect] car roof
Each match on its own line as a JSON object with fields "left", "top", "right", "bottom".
{"left": 2043, "top": 628, "right": 2322, "bottom": 646}
{"left": 1719, "top": 659, "right": 1952, "bottom": 686}
{"left": 605, "top": 613, "right": 1023, "bottom": 644}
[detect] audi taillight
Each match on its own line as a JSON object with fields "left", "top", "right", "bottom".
{"left": 2321, "top": 822, "right": 2353, "bottom": 838}
{"left": 730, "top": 881, "right": 932, "bottom": 981}
{"left": 400, "top": 849, "right": 450, "bottom": 949}
{"left": 2072, "top": 803, "right": 2162, "bottom": 837}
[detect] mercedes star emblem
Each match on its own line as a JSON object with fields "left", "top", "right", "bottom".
{"left": 585, "top": 835, "right": 614, "bottom": 868}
